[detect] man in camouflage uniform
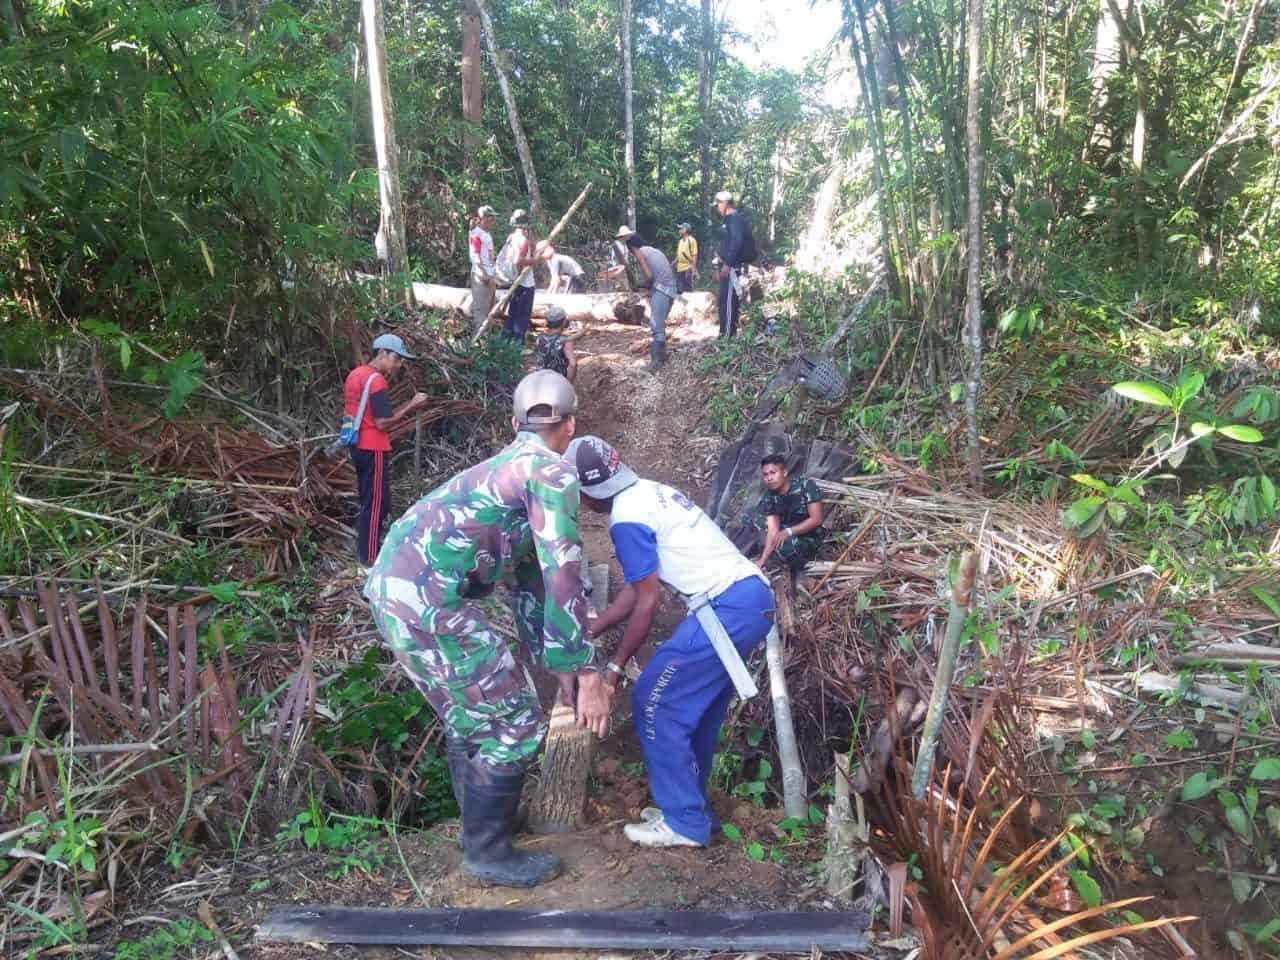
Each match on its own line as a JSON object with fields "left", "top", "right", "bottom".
{"left": 364, "top": 370, "right": 611, "bottom": 888}
{"left": 750, "top": 454, "right": 826, "bottom": 571}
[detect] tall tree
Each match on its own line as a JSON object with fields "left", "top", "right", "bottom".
{"left": 697, "top": 0, "right": 713, "bottom": 229}
{"left": 461, "top": 0, "right": 483, "bottom": 171}
{"left": 1083, "top": 0, "right": 1128, "bottom": 162}
{"left": 362, "top": 0, "right": 409, "bottom": 297}
{"left": 963, "top": 0, "right": 985, "bottom": 487}
{"left": 621, "top": 0, "right": 636, "bottom": 228}
{"left": 472, "top": 0, "right": 543, "bottom": 223}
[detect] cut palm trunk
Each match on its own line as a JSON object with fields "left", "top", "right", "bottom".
{"left": 525, "top": 562, "right": 609, "bottom": 834}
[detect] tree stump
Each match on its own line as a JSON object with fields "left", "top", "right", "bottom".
{"left": 524, "top": 563, "right": 609, "bottom": 834}
{"left": 525, "top": 698, "right": 594, "bottom": 834}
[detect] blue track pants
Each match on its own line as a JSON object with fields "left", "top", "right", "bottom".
{"left": 631, "top": 575, "right": 774, "bottom": 844}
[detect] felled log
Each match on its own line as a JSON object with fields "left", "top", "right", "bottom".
{"left": 525, "top": 563, "right": 609, "bottom": 833}
{"left": 411, "top": 283, "right": 717, "bottom": 329}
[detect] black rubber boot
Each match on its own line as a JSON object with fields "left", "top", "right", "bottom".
{"left": 445, "top": 737, "right": 469, "bottom": 810}
{"left": 461, "top": 763, "right": 561, "bottom": 888}
{"left": 647, "top": 340, "right": 665, "bottom": 373}
{"left": 446, "top": 737, "right": 469, "bottom": 849}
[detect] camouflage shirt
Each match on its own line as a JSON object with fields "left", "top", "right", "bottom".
{"left": 364, "top": 431, "right": 594, "bottom": 674}
{"left": 534, "top": 334, "right": 569, "bottom": 376}
{"left": 760, "top": 475, "right": 823, "bottom": 529}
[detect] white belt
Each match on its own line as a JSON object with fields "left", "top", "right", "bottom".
{"left": 687, "top": 589, "right": 759, "bottom": 700}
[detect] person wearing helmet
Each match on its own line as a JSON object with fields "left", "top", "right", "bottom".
{"left": 567, "top": 436, "right": 775, "bottom": 850}
{"left": 363, "top": 370, "right": 611, "bottom": 888}
{"left": 534, "top": 306, "right": 578, "bottom": 383}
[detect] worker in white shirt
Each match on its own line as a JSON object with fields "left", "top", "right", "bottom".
{"left": 467, "top": 205, "right": 498, "bottom": 332}
{"left": 567, "top": 436, "right": 775, "bottom": 849}
{"left": 538, "top": 242, "right": 587, "bottom": 294}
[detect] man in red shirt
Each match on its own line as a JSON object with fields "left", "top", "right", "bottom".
{"left": 344, "top": 334, "right": 428, "bottom": 566}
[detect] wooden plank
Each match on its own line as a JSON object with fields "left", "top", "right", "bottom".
{"left": 257, "top": 906, "right": 870, "bottom": 952}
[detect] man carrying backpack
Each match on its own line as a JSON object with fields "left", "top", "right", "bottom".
{"left": 712, "top": 190, "right": 754, "bottom": 339}
{"left": 496, "top": 210, "right": 539, "bottom": 342}
{"left": 343, "top": 334, "right": 428, "bottom": 567}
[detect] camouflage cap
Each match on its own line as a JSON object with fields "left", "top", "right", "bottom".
{"left": 513, "top": 369, "right": 577, "bottom": 426}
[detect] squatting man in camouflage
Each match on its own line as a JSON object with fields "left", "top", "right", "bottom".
{"left": 568, "top": 436, "right": 775, "bottom": 849}
{"left": 754, "top": 454, "right": 826, "bottom": 571}
{"left": 363, "top": 370, "right": 612, "bottom": 888}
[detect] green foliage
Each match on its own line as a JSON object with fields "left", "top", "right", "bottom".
{"left": 1062, "top": 473, "right": 1147, "bottom": 537}
{"left": 733, "top": 758, "right": 773, "bottom": 807}
{"left": 114, "top": 919, "right": 216, "bottom": 960}
{"left": 997, "top": 304, "right": 1043, "bottom": 339}
{"left": 275, "top": 800, "right": 388, "bottom": 879}
{"left": 317, "top": 648, "right": 428, "bottom": 752}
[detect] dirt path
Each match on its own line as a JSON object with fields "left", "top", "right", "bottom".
{"left": 227, "top": 313, "right": 845, "bottom": 959}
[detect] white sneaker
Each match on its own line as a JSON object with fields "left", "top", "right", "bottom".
{"left": 640, "top": 806, "right": 662, "bottom": 823}
{"left": 623, "top": 815, "right": 702, "bottom": 848}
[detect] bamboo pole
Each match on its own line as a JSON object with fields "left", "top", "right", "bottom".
{"left": 766, "top": 625, "right": 805, "bottom": 820}
{"left": 471, "top": 182, "right": 593, "bottom": 343}
{"left": 767, "top": 574, "right": 805, "bottom": 820}
{"left": 911, "top": 550, "right": 977, "bottom": 799}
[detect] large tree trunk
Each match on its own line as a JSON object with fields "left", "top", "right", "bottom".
{"left": 1083, "top": 0, "right": 1129, "bottom": 163}
{"left": 411, "top": 283, "right": 717, "bottom": 328}
{"left": 362, "top": 0, "right": 409, "bottom": 301}
{"left": 964, "top": 0, "right": 985, "bottom": 488}
{"left": 697, "top": 0, "right": 712, "bottom": 231}
{"left": 461, "top": 0, "right": 483, "bottom": 170}
{"left": 621, "top": 0, "right": 636, "bottom": 229}
{"left": 472, "top": 0, "right": 543, "bottom": 223}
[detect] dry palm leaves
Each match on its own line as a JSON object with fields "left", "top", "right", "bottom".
{"left": 0, "top": 580, "right": 315, "bottom": 835}
{"left": 868, "top": 701, "right": 1194, "bottom": 958}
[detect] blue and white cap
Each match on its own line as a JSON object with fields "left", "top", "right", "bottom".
{"left": 371, "top": 333, "right": 416, "bottom": 359}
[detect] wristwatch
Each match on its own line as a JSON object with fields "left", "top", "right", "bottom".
{"left": 604, "top": 661, "right": 625, "bottom": 681}
{"left": 784, "top": 526, "right": 793, "bottom": 539}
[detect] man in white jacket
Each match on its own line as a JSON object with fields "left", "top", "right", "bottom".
{"left": 568, "top": 436, "right": 775, "bottom": 849}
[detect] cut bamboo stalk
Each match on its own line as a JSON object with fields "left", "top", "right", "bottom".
{"left": 767, "top": 575, "right": 805, "bottom": 820}
{"left": 413, "top": 412, "right": 423, "bottom": 477}
{"left": 824, "top": 751, "right": 859, "bottom": 901}
{"left": 911, "top": 550, "right": 977, "bottom": 799}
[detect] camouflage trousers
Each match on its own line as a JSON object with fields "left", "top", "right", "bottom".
{"left": 368, "top": 601, "right": 546, "bottom": 773}
{"left": 741, "top": 510, "right": 821, "bottom": 571}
